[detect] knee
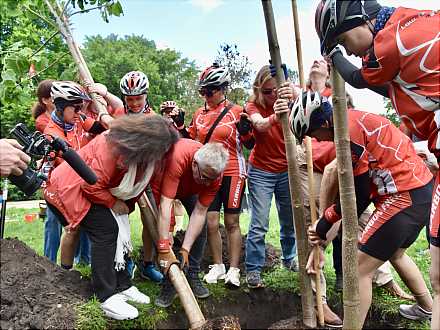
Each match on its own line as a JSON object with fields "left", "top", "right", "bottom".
{"left": 207, "top": 218, "right": 219, "bottom": 233}
{"left": 225, "top": 218, "right": 240, "bottom": 233}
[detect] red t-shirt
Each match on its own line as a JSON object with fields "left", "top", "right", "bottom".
{"left": 348, "top": 110, "right": 432, "bottom": 197}
{"left": 188, "top": 101, "right": 246, "bottom": 177}
{"left": 150, "top": 139, "right": 221, "bottom": 207}
{"left": 311, "top": 139, "right": 336, "bottom": 173}
{"left": 246, "top": 101, "right": 287, "bottom": 173}
{"left": 35, "top": 112, "right": 50, "bottom": 133}
{"left": 360, "top": 7, "right": 439, "bottom": 154}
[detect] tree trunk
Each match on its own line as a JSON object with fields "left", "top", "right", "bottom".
{"left": 291, "top": 0, "right": 324, "bottom": 325}
{"left": 261, "top": 1, "right": 315, "bottom": 327}
{"left": 330, "top": 67, "right": 361, "bottom": 330}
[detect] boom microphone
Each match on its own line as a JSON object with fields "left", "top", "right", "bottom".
{"left": 61, "top": 148, "right": 98, "bottom": 184}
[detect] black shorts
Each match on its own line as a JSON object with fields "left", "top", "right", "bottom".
{"left": 208, "top": 176, "right": 245, "bottom": 214}
{"left": 359, "top": 180, "right": 433, "bottom": 261}
{"left": 430, "top": 174, "right": 440, "bottom": 247}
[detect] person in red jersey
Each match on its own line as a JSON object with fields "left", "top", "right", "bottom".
{"left": 44, "top": 115, "right": 178, "bottom": 320}
{"left": 280, "top": 90, "right": 434, "bottom": 327}
{"left": 32, "top": 79, "right": 55, "bottom": 133}
{"left": 174, "top": 63, "right": 253, "bottom": 288}
{"left": 315, "top": 1, "right": 439, "bottom": 325}
{"left": 110, "top": 70, "right": 165, "bottom": 283}
{"left": 150, "top": 139, "right": 229, "bottom": 308}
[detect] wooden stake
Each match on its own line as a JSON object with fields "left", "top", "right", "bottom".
{"left": 291, "top": 0, "right": 324, "bottom": 325}
{"left": 261, "top": 1, "right": 315, "bottom": 327}
{"left": 330, "top": 68, "right": 361, "bottom": 330}
{"left": 138, "top": 193, "right": 206, "bottom": 330}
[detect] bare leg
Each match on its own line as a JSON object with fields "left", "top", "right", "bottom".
{"left": 224, "top": 213, "right": 241, "bottom": 268}
{"left": 206, "top": 211, "right": 222, "bottom": 264}
{"left": 389, "top": 248, "right": 432, "bottom": 311}
{"left": 358, "top": 251, "right": 385, "bottom": 326}
{"left": 430, "top": 245, "right": 440, "bottom": 330}
{"left": 60, "top": 228, "right": 80, "bottom": 268}
{"left": 140, "top": 212, "right": 154, "bottom": 262}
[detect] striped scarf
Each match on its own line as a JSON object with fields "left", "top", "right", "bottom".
{"left": 51, "top": 111, "right": 74, "bottom": 132}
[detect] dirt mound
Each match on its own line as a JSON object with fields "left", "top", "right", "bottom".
{"left": 1, "top": 238, "right": 92, "bottom": 329}
{"left": 173, "top": 225, "right": 281, "bottom": 273}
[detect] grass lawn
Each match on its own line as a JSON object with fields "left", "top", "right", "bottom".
{"left": 3, "top": 203, "right": 431, "bottom": 329}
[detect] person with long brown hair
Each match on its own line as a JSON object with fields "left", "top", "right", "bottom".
{"left": 44, "top": 114, "right": 179, "bottom": 320}
{"left": 32, "top": 80, "right": 55, "bottom": 133}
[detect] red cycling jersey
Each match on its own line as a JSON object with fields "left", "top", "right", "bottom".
{"left": 150, "top": 139, "right": 222, "bottom": 207}
{"left": 361, "top": 7, "right": 440, "bottom": 154}
{"left": 188, "top": 101, "right": 246, "bottom": 177}
{"left": 347, "top": 110, "right": 432, "bottom": 198}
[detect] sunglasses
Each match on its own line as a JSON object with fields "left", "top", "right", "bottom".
{"left": 261, "top": 87, "right": 277, "bottom": 95}
{"left": 72, "top": 103, "right": 84, "bottom": 113}
{"left": 198, "top": 87, "right": 219, "bottom": 97}
{"left": 195, "top": 161, "right": 217, "bottom": 182}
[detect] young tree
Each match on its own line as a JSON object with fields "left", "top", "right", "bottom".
{"left": 215, "top": 43, "right": 254, "bottom": 105}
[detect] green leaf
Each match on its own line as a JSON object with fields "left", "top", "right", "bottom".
{"left": 1, "top": 69, "right": 17, "bottom": 82}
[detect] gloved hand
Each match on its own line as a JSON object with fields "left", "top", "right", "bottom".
{"left": 177, "top": 247, "right": 189, "bottom": 271}
{"left": 236, "top": 113, "right": 252, "bottom": 135}
{"left": 314, "top": 204, "right": 342, "bottom": 240}
{"left": 157, "top": 238, "right": 178, "bottom": 276}
{"left": 171, "top": 108, "right": 185, "bottom": 128}
{"left": 269, "top": 60, "right": 288, "bottom": 80}
{"left": 160, "top": 100, "right": 177, "bottom": 115}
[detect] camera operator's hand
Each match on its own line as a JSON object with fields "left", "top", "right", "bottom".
{"left": 111, "top": 199, "right": 129, "bottom": 215}
{"left": 0, "top": 139, "right": 31, "bottom": 177}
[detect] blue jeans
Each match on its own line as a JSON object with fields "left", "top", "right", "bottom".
{"left": 43, "top": 205, "right": 91, "bottom": 264}
{"left": 44, "top": 206, "right": 63, "bottom": 263}
{"left": 245, "top": 165, "right": 296, "bottom": 273}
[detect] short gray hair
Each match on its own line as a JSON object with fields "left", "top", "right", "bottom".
{"left": 194, "top": 143, "right": 229, "bottom": 174}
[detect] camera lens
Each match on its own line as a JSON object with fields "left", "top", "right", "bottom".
{"left": 9, "top": 168, "right": 44, "bottom": 196}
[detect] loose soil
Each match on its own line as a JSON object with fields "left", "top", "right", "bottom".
{"left": 0, "top": 238, "right": 91, "bottom": 330}
{"left": 1, "top": 231, "right": 407, "bottom": 329}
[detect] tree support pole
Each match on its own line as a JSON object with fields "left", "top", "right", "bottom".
{"left": 138, "top": 193, "right": 206, "bottom": 330}
{"left": 44, "top": 0, "right": 109, "bottom": 118}
{"left": 291, "top": 0, "right": 324, "bottom": 325}
{"left": 261, "top": 1, "right": 315, "bottom": 327}
{"left": 330, "top": 68, "right": 361, "bottom": 330}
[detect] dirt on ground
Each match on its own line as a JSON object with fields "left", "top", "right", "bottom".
{"left": 0, "top": 238, "right": 91, "bottom": 330}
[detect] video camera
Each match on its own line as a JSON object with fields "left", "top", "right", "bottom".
{"left": 8, "top": 123, "right": 98, "bottom": 196}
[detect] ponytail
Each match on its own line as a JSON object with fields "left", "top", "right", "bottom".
{"left": 31, "top": 79, "right": 54, "bottom": 119}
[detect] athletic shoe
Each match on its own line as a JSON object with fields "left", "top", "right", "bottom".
{"left": 399, "top": 304, "right": 432, "bottom": 321}
{"left": 155, "top": 279, "right": 177, "bottom": 308}
{"left": 120, "top": 286, "right": 150, "bottom": 304}
{"left": 188, "top": 275, "right": 211, "bottom": 298}
{"left": 126, "top": 259, "right": 136, "bottom": 280}
{"left": 203, "top": 263, "right": 226, "bottom": 284}
{"left": 246, "top": 271, "right": 264, "bottom": 289}
{"left": 101, "top": 293, "right": 138, "bottom": 320}
{"left": 282, "top": 258, "right": 298, "bottom": 272}
{"left": 224, "top": 267, "right": 240, "bottom": 287}
{"left": 139, "top": 262, "right": 164, "bottom": 283}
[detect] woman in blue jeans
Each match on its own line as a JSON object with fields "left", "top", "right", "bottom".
{"left": 244, "top": 65, "right": 298, "bottom": 288}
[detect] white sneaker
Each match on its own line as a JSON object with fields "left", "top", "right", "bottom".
{"left": 203, "top": 264, "right": 226, "bottom": 283}
{"left": 225, "top": 267, "right": 240, "bottom": 287}
{"left": 120, "top": 286, "right": 150, "bottom": 304}
{"left": 101, "top": 293, "right": 139, "bottom": 320}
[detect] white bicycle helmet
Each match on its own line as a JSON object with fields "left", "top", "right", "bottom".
{"left": 120, "top": 71, "right": 149, "bottom": 96}
{"left": 51, "top": 81, "right": 91, "bottom": 103}
{"left": 289, "top": 90, "right": 330, "bottom": 142}
{"left": 198, "top": 63, "right": 231, "bottom": 88}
